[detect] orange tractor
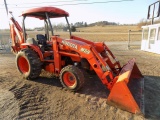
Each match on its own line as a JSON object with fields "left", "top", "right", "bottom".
{"left": 9, "top": 7, "right": 144, "bottom": 114}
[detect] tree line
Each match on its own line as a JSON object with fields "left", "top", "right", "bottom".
{"left": 33, "top": 21, "right": 121, "bottom": 32}
{"left": 137, "top": 18, "right": 160, "bottom": 28}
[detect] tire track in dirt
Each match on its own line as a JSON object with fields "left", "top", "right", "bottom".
{"left": 0, "top": 89, "right": 19, "bottom": 120}
{"left": 9, "top": 82, "right": 48, "bottom": 120}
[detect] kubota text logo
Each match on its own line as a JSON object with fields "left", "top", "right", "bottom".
{"left": 62, "top": 40, "right": 78, "bottom": 49}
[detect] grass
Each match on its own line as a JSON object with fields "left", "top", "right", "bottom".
{"left": 76, "top": 25, "right": 141, "bottom": 33}
{"left": 75, "top": 25, "right": 142, "bottom": 42}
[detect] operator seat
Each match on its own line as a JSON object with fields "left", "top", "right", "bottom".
{"left": 36, "top": 34, "right": 51, "bottom": 51}
{"left": 36, "top": 34, "right": 47, "bottom": 45}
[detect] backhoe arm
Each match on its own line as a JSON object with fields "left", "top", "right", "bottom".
{"left": 9, "top": 12, "right": 24, "bottom": 53}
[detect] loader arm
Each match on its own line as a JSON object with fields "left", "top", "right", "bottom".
{"left": 53, "top": 36, "right": 121, "bottom": 90}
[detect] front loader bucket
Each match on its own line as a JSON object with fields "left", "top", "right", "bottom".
{"left": 107, "top": 58, "right": 144, "bottom": 114}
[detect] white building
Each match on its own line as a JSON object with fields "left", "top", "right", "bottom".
{"left": 141, "top": 23, "right": 160, "bottom": 54}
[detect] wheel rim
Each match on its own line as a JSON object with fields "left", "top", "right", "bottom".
{"left": 18, "top": 56, "right": 29, "bottom": 73}
{"left": 63, "top": 72, "right": 76, "bottom": 87}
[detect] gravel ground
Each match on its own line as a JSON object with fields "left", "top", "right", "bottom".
{"left": 0, "top": 42, "right": 160, "bottom": 120}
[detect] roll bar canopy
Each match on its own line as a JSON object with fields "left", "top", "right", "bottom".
{"left": 21, "top": 7, "right": 69, "bottom": 19}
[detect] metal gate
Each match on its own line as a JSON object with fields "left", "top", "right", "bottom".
{"left": 127, "top": 30, "right": 142, "bottom": 50}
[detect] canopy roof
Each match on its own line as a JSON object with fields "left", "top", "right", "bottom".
{"left": 21, "top": 7, "right": 69, "bottom": 19}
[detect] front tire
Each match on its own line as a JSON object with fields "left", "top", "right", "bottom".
{"left": 59, "top": 65, "right": 84, "bottom": 91}
{"left": 16, "top": 49, "right": 42, "bottom": 79}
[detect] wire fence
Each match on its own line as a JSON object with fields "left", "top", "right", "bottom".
{"left": 0, "top": 32, "right": 11, "bottom": 54}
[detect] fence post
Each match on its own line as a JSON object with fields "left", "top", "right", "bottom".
{"left": 128, "top": 30, "right": 131, "bottom": 49}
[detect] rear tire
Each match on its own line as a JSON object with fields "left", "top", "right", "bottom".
{"left": 16, "top": 49, "right": 42, "bottom": 79}
{"left": 59, "top": 65, "right": 84, "bottom": 91}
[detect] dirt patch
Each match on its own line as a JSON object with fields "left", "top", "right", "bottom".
{"left": 0, "top": 42, "right": 160, "bottom": 119}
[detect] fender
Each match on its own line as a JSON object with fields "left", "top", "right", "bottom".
{"left": 21, "top": 43, "right": 44, "bottom": 60}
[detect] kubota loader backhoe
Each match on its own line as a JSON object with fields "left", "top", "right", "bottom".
{"left": 9, "top": 7, "right": 144, "bottom": 114}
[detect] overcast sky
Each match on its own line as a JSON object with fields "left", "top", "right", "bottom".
{"left": 0, "top": 0, "right": 157, "bottom": 29}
